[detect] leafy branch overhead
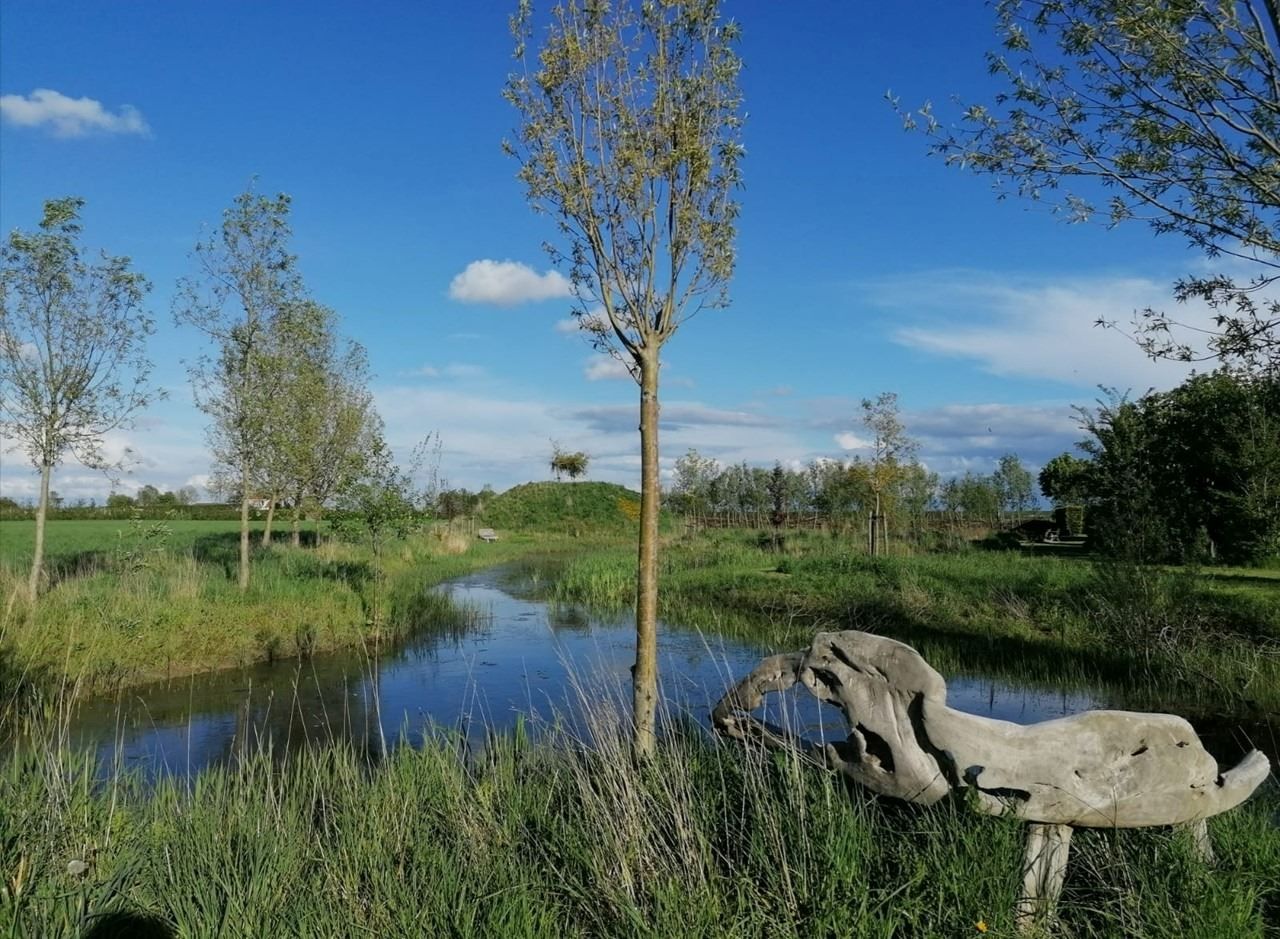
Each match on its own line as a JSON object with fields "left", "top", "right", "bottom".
{"left": 897, "top": 0, "right": 1280, "bottom": 373}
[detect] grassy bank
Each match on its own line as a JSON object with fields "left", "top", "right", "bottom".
{"left": 0, "top": 519, "right": 611, "bottom": 699}
{"left": 4, "top": 712, "right": 1277, "bottom": 938}
{"left": 547, "top": 530, "right": 1280, "bottom": 716}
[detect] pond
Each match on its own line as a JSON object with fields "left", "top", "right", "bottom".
{"left": 61, "top": 566, "right": 1271, "bottom": 781}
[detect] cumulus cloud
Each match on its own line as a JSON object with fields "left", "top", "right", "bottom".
{"left": 817, "top": 397, "right": 1083, "bottom": 481}
{"left": 834, "top": 432, "right": 872, "bottom": 451}
{"left": 869, "top": 270, "right": 1208, "bottom": 389}
{"left": 0, "top": 89, "right": 150, "bottom": 138}
{"left": 584, "top": 356, "right": 633, "bottom": 381}
{"left": 448, "top": 259, "right": 572, "bottom": 306}
{"left": 0, "top": 423, "right": 209, "bottom": 502}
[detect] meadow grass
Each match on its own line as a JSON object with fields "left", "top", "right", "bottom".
{"left": 0, "top": 519, "right": 296, "bottom": 569}
{"left": 0, "top": 519, "right": 622, "bottom": 700}
{"left": 548, "top": 529, "right": 1280, "bottom": 716}
{"left": 2, "top": 523, "right": 1278, "bottom": 937}
{"left": 3, "top": 701, "right": 1277, "bottom": 938}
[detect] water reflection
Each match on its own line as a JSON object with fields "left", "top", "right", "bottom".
{"left": 61, "top": 568, "right": 1116, "bottom": 781}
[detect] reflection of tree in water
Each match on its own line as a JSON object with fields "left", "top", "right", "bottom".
{"left": 218, "top": 662, "right": 384, "bottom": 768}
{"left": 547, "top": 603, "right": 591, "bottom": 632}
{"left": 72, "top": 655, "right": 387, "bottom": 777}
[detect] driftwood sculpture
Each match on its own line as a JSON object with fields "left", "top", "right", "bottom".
{"left": 712, "top": 631, "right": 1271, "bottom": 932}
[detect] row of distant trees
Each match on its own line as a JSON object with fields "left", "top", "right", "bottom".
{"left": 665, "top": 392, "right": 1037, "bottom": 551}
{"left": 0, "top": 190, "right": 408, "bottom": 602}
{"left": 666, "top": 451, "right": 1035, "bottom": 532}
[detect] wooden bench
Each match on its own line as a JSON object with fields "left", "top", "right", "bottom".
{"left": 477, "top": 528, "right": 498, "bottom": 543}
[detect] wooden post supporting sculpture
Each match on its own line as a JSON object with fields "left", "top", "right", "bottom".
{"left": 712, "top": 631, "right": 1271, "bottom": 933}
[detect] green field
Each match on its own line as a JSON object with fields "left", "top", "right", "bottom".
{"left": 0, "top": 518, "right": 282, "bottom": 567}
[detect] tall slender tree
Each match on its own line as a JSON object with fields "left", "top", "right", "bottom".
{"left": 0, "top": 198, "right": 160, "bottom": 601}
{"left": 860, "top": 392, "right": 918, "bottom": 554}
{"left": 174, "top": 187, "right": 303, "bottom": 590}
{"left": 505, "top": 0, "right": 744, "bottom": 756}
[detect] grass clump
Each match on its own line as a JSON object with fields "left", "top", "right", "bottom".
{"left": 4, "top": 707, "right": 1276, "bottom": 938}
{"left": 549, "top": 530, "right": 1280, "bottom": 716}
{"left": 0, "top": 519, "right": 612, "bottom": 697}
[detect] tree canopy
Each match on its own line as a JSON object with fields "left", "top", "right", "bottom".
{"left": 1056, "top": 371, "right": 1280, "bottom": 562}
{"left": 0, "top": 197, "right": 160, "bottom": 599}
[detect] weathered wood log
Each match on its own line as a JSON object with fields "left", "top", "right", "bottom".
{"left": 713, "top": 630, "right": 1271, "bottom": 932}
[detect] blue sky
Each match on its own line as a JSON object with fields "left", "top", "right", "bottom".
{"left": 0, "top": 1, "right": 1212, "bottom": 501}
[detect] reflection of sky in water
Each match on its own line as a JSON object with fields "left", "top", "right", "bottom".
{"left": 66, "top": 569, "right": 1102, "bottom": 781}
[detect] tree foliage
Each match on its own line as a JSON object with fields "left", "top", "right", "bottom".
{"left": 1038, "top": 452, "right": 1094, "bottom": 505}
{"left": 902, "top": 0, "right": 1280, "bottom": 373}
{"left": 993, "top": 452, "right": 1036, "bottom": 517}
{"left": 175, "top": 187, "right": 304, "bottom": 588}
{"left": 1069, "top": 373, "right": 1280, "bottom": 562}
{"left": 0, "top": 197, "right": 161, "bottom": 599}
{"left": 549, "top": 441, "right": 590, "bottom": 480}
{"left": 505, "top": 0, "right": 745, "bottom": 758}
{"left": 261, "top": 300, "right": 376, "bottom": 544}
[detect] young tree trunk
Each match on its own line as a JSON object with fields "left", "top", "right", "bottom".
{"left": 261, "top": 496, "right": 276, "bottom": 547}
{"left": 27, "top": 460, "right": 52, "bottom": 603}
{"left": 239, "top": 459, "right": 251, "bottom": 592}
{"left": 632, "top": 351, "right": 661, "bottom": 760}
{"left": 291, "top": 503, "right": 303, "bottom": 548}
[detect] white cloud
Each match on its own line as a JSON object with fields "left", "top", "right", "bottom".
{"left": 870, "top": 270, "right": 1213, "bottom": 389}
{"left": 0, "top": 423, "right": 209, "bottom": 502}
{"left": 0, "top": 89, "right": 150, "bottom": 138}
{"left": 372, "top": 385, "right": 814, "bottom": 492}
{"left": 585, "top": 356, "right": 632, "bottom": 381}
{"left": 834, "top": 432, "right": 872, "bottom": 451}
{"left": 406, "top": 362, "right": 487, "bottom": 380}
{"left": 572, "top": 402, "right": 778, "bottom": 433}
{"left": 448, "top": 259, "right": 572, "bottom": 306}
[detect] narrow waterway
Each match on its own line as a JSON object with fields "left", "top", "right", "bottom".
{"left": 61, "top": 566, "right": 1271, "bottom": 780}
{"left": 61, "top": 566, "right": 1102, "bottom": 779}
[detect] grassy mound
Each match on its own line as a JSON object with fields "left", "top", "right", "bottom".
{"left": 481, "top": 481, "right": 645, "bottom": 534}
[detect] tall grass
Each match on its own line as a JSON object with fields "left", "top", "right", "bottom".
{"left": 3, "top": 685, "right": 1276, "bottom": 938}
{"left": 548, "top": 531, "right": 1280, "bottom": 715}
{"left": 0, "top": 522, "right": 619, "bottom": 699}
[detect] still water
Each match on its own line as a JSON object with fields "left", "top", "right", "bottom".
{"left": 66, "top": 567, "right": 1110, "bottom": 780}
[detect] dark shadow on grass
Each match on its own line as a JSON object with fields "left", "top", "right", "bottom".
{"left": 0, "top": 643, "right": 55, "bottom": 730}
{"left": 190, "top": 530, "right": 250, "bottom": 578}
{"left": 42, "top": 550, "right": 113, "bottom": 589}
{"left": 82, "top": 910, "right": 174, "bottom": 939}
{"left": 1199, "top": 571, "right": 1280, "bottom": 590}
